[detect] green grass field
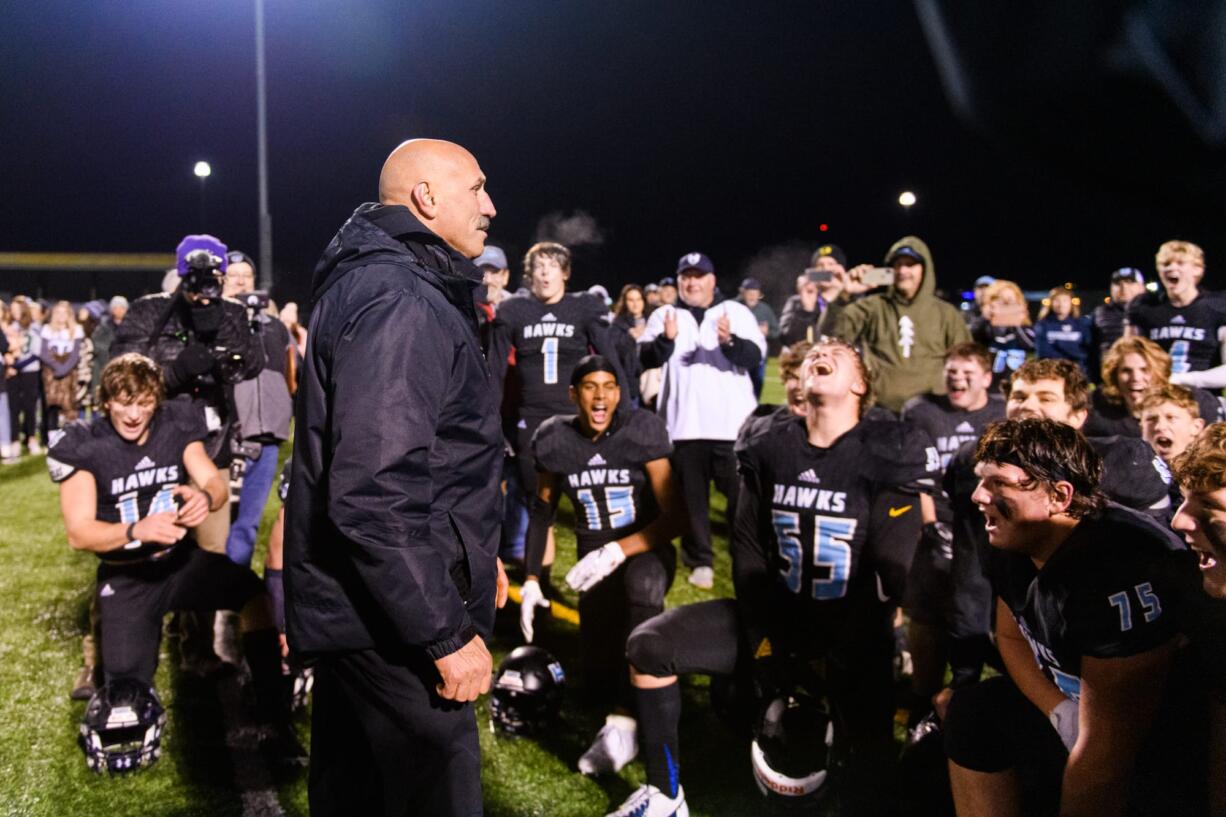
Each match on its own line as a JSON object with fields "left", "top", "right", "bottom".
{"left": 0, "top": 367, "right": 790, "bottom": 817}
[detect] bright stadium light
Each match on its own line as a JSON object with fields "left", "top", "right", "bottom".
{"left": 898, "top": 190, "right": 917, "bottom": 208}
{"left": 193, "top": 161, "right": 212, "bottom": 178}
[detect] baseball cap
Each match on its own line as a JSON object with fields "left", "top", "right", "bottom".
{"left": 1111, "top": 267, "right": 1145, "bottom": 285}
{"left": 109, "top": 295, "right": 129, "bottom": 310}
{"left": 226, "top": 250, "right": 255, "bottom": 272}
{"left": 740, "top": 277, "right": 762, "bottom": 291}
{"left": 658, "top": 276, "right": 677, "bottom": 288}
{"left": 974, "top": 275, "right": 996, "bottom": 287}
{"left": 811, "top": 244, "right": 847, "bottom": 268}
{"left": 887, "top": 246, "right": 925, "bottom": 265}
{"left": 644, "top": 283, "right": 660, "bottom": 293}
{"left": 676, "top": 251, "right": 715, "bottom": 276}
{"left": 176, "top": 234, "right": 228, "bottom": 277}
{"left": 474, "top": 245, "right": 508, "bottom": 270}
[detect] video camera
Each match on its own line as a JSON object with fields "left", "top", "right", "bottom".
{"left": 240, "top": 291, "right": 270, "bottom": 312}
{"left": 181, "top": 249, "right": 225, "bottom": 300}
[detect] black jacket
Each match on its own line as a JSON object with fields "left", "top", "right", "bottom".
{"left": 284, "top": 203, "right": 503, "bottom": 660}
{"left": 113, "top": 290, "right": 260, "bottom": 465}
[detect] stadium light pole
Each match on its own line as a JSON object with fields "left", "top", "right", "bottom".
{"left": 254, "top": 0, "right": 273, "bottom": 290}
{"left": 194, "top": 160, "right": 212, "bottom": 230}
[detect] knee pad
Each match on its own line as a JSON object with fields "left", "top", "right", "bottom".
{"left": 623, "top": 555, "right": 670, "bottom": 610}
{"left": 626, "top": 625, "right": 675, "bottom": 677}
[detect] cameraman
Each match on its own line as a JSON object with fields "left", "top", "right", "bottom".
{"left": 114, "top": 234, "right": 260, "bottom": 554}
{"left": 221, "top": 250, "right": 293, "bottom": 568}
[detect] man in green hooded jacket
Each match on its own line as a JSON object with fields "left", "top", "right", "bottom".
{"left": 830, "top": 236, "right": 970, "bottom": 413}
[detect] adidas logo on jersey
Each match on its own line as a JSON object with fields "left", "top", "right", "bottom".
{"left": 588, "top": 453, "right": 607, "bottom": 466}
{"left": 955, "top": 421, "right": 975, "bottom": 434}
{"left": 541, "top": 312, "right": 557, "bottom": 321}
{"left": 135, "top": 456, "right": 156, "bottom": 470}
{"left": 1171, "top": 315, "right": 1186, "bottom": 324}
{"left": 797, "top": 468, "right": 821, "bottom": 484}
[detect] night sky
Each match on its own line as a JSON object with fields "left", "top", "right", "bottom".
{"left": 3, "top": 0, "right": 1225, "bottom": 309}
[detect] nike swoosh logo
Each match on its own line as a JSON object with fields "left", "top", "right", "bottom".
{"left": 888, "top": 505, "right": 913, "bottom": 518}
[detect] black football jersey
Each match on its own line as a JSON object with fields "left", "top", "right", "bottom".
{"left": 532, "top": 409, "right": 673, "bottom": 552}
{"left": 1126, "top": 290, "right": 1226, "bottom": 373}
{"left": 734, "top": 417, "right": 939, "bottom": 646}
{"left": 46, "top": 400, "right": 207, "bottom": 563}
{"left": 1089, "top": 435, "right": 1173, "bottom": 521}
{"left": 989, "top": 503, "right": 1190, "bottom": 701}
{"left": 1085, "top": 387, "right": 1226, "bottom": 438}
{"left": 494, "top": 293, "right": 612, "bottom": 417}
{"left": 902, "top": 395, "right": 1006, "bottom": 523}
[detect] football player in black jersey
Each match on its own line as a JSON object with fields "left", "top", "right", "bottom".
{"left": 606, "top": 339, "right": 938, "bottom": 817}
{"left": 900, "top": 342, "right": 1004, "bottom": 721}
{"left": 1170, "top": 427, "right": 1226, "bottom": 816}
{"left": 1126, "top": 239, "right": 1226, "bottom": 375}
{"left": 47, "top": 354, "right": 295, "bottom": 757}
{"left": 944, "top": 359, "right": 1173, "bottom": 696}
{"left": 521, "top": 355, "right": 684, "bottom": 776}
{"left": 944, "top": 418, "right": 1193, "bottom": 817}
{"left": 735, "top": 340, "right": 812, "bottom": 454}
{"left": 490, "top": 242, "right": 626, "bottom": 571}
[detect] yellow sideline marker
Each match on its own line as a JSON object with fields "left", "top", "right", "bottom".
{"left": 506, "top": 583, "right": 580, "bottom": 626}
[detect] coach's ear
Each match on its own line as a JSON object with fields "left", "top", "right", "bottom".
{"left": 1047, "top": 480, "right": 1076, "bottom": 515}
{"left": 568, "top": 385, "right": 579, "bottom": 407}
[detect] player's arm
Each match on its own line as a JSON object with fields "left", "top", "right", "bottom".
{"left": 179, "top": 440, "right": 227, "bottom": 526}
{"left": 59, "top": 470, "right": 185, "bottom": 552}
{"left": 613, "top": 458, "right": 685, "bottom": 557}
{"left": 1060, "top": 641, "right": 1177, "bottom": 817}
{"left": 730, "top": 457, "right": 780, "bottom": 651}
{"left": 524, "top": 471, "right": 561, "bottom": 582}
{"left": 865, "top": 486, "right": 924, "bottom": 602}
{"left": 995, "top": 597, "right": 1068, "bottom": 716}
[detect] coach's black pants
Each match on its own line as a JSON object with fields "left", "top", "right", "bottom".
{"left": 309, "top": 648, "right": 482, "bottom": 817}
{"left": 670, "top": 439, "right": 739, "bottom": 568}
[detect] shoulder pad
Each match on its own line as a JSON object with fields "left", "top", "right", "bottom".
{"left": 45, "top": 420, "right": 94, "bottom": 483}
{"left": 530, "top": 415, "right": 575, "bottom": 473}
{"left": 859, "top": 419, "right": 940, "bottom": 492}
{"left": 620, "top": 410, "right": 673, "bottom": 462}
{"left": 1090, "top": 436, "right": 1171, "bottom": 511}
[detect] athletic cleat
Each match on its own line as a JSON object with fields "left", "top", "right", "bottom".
{"left": 688, "top": 566, "right": 714, "bottom": 590}
{"left": 71, "top": 664, "right": 96, "bottom": 701}
{"left": 605, "top": 784, "right": 688, "bottom": 817}
{"left": 578, "top": 714, "right": 638, "bottom": 775}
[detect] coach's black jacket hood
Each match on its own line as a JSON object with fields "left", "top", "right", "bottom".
{"left": 285, "top": 202, "right": 503, "bottom": 660}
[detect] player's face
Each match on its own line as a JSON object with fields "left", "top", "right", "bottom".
{"left": 1140, "top": 402, "right": 1204, "bottom": 462}
{"left": 1006, "top": 377, "right": 1086, "bottom": 428}
{"left": 1116, "top": 352, "right": 1154, "bottom": 411}
{"left": 945, "top": 356, "right": 992, "bottom": 410}
{"left": 1158, "top": 255, "right": 1203, "bottom": 299}
{"left": 678, "top": 270, "right": 715, "bottom": 308}
{"left": 972, "top": 460, "right": 1063, "bottom": 554}
{"left": 782, "top": 368, "right": 808, "bottom": 416}
{"left": 892, "top": 259, "right": 924, "bottom": 300}
{"left": 107, "top": 393, "right": 159, "bottom": 444}
{"left": 529, "top": 257, "right": 568, "bottom": 302}
{"left": 570, "top": 371, "right": 620, "bottom": 434}
{"left": 803, "top": 343, "right": 865, "bottom": 402}
{"left": 1171, "top": 489, "right": 1226, "bottom": 598}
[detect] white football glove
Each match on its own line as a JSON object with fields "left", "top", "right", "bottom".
{"left": 1049, "top": 698, "right": 1079, "bottom": 752}
{"left": 519, "top": 579, "right": 550, "bottom": 643}
{"left": 565, "top": 542, "right": 627, "bottom": 593}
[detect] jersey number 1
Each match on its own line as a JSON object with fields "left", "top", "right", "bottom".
{"left": 542, "top": 337, "right": 559, "bottom": 384}
{"left": 771, "top": 510, "right": 855, "bottom": 600}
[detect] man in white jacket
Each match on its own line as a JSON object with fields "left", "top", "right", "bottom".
{"left": 639, "top": 252, "right": 766, "bottom": 588}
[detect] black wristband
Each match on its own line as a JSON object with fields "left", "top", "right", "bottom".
{"left": 125, "top": 522, "right": 137, "bottom": 542}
